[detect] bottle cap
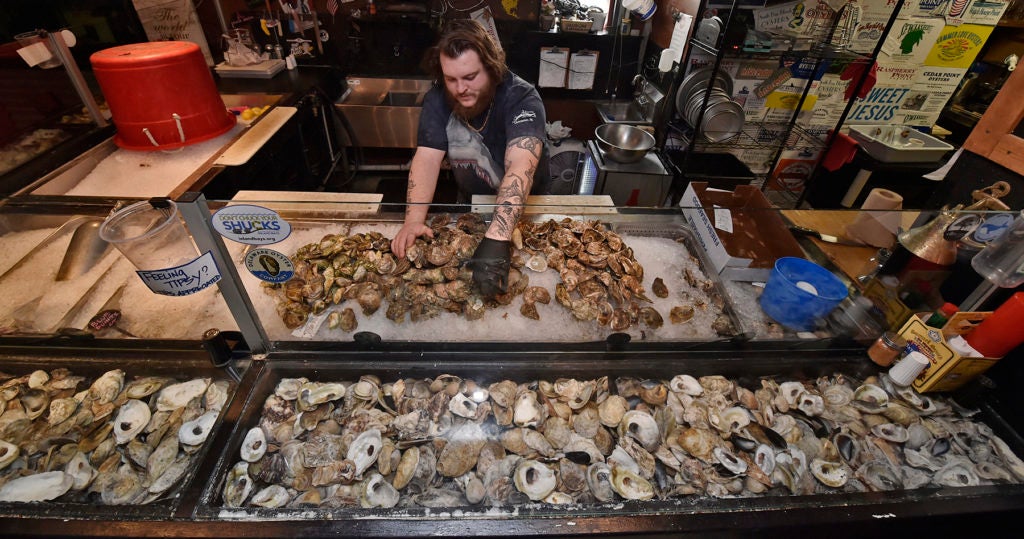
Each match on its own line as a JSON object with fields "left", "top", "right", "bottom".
{"left": 888, "top": 350, "right": 930, "bottom": 386}
{"left": 948, "top": 335, "right": 983, "bottom": 358}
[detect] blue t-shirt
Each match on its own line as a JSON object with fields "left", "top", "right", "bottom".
{"left": 417, "top": 72, "right": 551, "bottom": 199}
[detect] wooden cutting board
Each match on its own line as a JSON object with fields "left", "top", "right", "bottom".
{"left": 214, "top": 107, "right": 296, "bottom": 166}
{"left": 783, "top": 209, "right": 915, "bottom": 285}
{"left": 471, "top": 195, "right": 617, "bottom": 215}
{"left": 214, "top": 59, "right": 286, "bottom": 78}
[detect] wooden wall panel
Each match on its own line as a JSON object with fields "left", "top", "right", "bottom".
{"left": 965, "top": 60, "right": 1024, "bottom": 176}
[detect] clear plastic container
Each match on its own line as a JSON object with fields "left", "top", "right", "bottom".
{"left": 971, "top": 209, "right": 1024, "bottom": 288}
{"left": 98, "top": 199, "right": 199, "bottom": 271}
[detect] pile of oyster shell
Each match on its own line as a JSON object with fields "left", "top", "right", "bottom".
{"left": 0, "top": 368, "right": 231, "bottom": 505}
{"left": 221, "top": 372, "right": 1024, "bottom": 510}
{"left": 264, "top": 215, "right": 735, "bottom": 336}
{"left": 262, "top": 214, "right": 490, "bottom": 330}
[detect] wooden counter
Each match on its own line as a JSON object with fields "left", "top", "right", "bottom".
{"left": 782, "top": 209, "right": 919, "bottom": 285}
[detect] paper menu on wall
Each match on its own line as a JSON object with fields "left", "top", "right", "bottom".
{"left": 568, "top": 51, "right": 598, "bottom": 90}
{"left": 538, "top": 47, "right": 568, "bottom": 88}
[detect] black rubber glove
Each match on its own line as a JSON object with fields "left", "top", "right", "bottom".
{"left": 469, "top": 237, "right": 511, "bottom": 297}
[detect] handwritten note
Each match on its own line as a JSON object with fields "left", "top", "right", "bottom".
{"left": 568, "top": 51, "right": 598, "bottom": 90}
{"left": 539, "top": 47, "right": 568, "bottom": 88}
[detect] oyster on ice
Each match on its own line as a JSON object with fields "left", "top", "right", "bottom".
{"left": 361, "top": 472, "right": 400, "bottom": 508}
{"left": 610, "top": 465, "right": 654, "bottom": 500}
{"left": 113, "top": 399, "right": 151, "bottom": 445}
{"left": 621, "top": 410, "right": 660, "bottom": 451}
{"left": 0, "top": 440, "right": 20, "bottom": 470}
{"left": 250, "top": 485, "right": 291, "bottom": 508}
{"left": 179, "top": 410, "right": 219, "bottom": 446}
{"left": 241, "top": 426, "right": 268, "bottom": 462}
{"left": 223, "top": 461, "right": 254, "bottom": 507}
{"left": 157, "top": 378, "right": 212, "bottom": 412}
{"left": 0, "top": 471, "right": 74, "bottom": 503}
{"left": 89, "top": 369, "right": 124, "bottom": 404}
{"left": 347, "top": 429, "right": 383, "bottom": 477}
{"left": 514, "top": 459, "right": 556, "bottom": 501}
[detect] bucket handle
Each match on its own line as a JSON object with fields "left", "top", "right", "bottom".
{"left": 141, "top": 113, "right": 187, "bottom": 148}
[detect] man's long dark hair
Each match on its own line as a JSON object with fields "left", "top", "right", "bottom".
{"left": 425, "top": 19, "right": 508, "bottom": 84}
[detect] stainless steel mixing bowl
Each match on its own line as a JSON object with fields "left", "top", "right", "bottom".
{"left": 595, "top": 123, "right": 655, "bottom": 163}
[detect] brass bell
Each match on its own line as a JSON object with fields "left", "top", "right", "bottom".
{"left": 897, "top": 207, "right": 960, "bottom": 266}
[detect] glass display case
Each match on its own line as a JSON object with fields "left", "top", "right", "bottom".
{"left": 1, "top": 194, "right": 1023, "bottom": 536}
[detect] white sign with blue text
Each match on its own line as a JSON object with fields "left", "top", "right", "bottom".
{"left": 211, "top": 204, "right": 291, "bottom": 245}
{"left": 136, "top": 251, "right": 222, "bottom": 296}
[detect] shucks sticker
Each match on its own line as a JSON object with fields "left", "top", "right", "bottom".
{"left": 212, "top": 204, "right": 291, "bottom": 245}
{"left": 244, "top": 247, "right": 295, "bottom": 283}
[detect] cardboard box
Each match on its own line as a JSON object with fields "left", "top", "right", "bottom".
{"left": 897, "top": 312, "right": 998, "bottom": 393}
{"left": 861, "top": 278, "right": 915, "bottom": 330}
{"left": 679, "top": 182, "right": 804, "bottom": 281}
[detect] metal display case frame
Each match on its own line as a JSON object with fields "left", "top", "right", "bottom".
{"left": 1, "top": 195, "right": 1024, "bottom": 536}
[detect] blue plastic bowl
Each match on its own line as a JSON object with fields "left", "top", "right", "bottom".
{"left": 759, "top": 257, "right": 849, "bottom": 331}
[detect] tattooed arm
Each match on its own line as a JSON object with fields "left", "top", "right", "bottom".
{"left": 486, "top": 135, "right": 542, "bottom": 241}
{"left": 391, "top": 146, "right": 446, "bottom": 258}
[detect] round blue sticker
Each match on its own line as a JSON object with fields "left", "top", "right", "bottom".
{"left": 212, "top": 204, "right": 291, "bottom": 245}
{"left": 971, "top": 212, "right": 1016, "bottom": 244}
{"left": 244, "top": 248, "right": 294, "bottom": 283}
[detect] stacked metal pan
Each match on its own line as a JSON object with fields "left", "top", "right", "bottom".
{"left": 675, "top": 67, "right": 744, "bottom": 142}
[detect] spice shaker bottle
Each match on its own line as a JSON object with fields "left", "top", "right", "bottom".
{"left": 868, "top": 331, "right": 906, "bottom": 367}
{"left": 888, "top": 350, "right": 930, "bottom": 386}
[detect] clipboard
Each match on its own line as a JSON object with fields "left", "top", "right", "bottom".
{"left": 539, "top": 47, "right": 568, "bottom": 88}
{"left": 568, "top": 50, "right": 599, "bottom": 90}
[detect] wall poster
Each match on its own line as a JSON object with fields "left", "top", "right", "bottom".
{"left": 923, "top": 23, "right": 994, "bottom": 69}
{"left": 131, "top": 0, "right": 214, "bottom": 65}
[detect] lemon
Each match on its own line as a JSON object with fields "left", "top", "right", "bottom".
{"left": 241, "top": 108, "right": 256, "bottom": 121}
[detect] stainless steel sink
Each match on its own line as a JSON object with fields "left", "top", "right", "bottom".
{"left": 336, "top": 77, "right": 432, "bottom": 148}
{"left": 596, "top": 101, "right": 652, "bottom": 125}
{"left": 382, "top": 92, "right": 424, "bottom": 107}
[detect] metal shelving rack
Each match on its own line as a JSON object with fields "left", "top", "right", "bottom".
{"left": 659, "top": 0, "right": 905, "bottom": 208}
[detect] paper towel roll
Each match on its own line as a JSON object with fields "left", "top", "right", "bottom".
{"left": 845, "top": 188, "right": 903, "bottom": 248}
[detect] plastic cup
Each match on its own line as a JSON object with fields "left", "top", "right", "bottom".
{"left": 98, "top": 200, "right": 200, "bottom": 272}
{"left": 971, "top": 209, "right": 1024, "bottom": 288}
{"left": 15, "top": 31, "right": 61, "bottom": 69}
{"left": 759, "top": 257, "right": 849, "bottom": 331}
{"left": 888, "top": 350, "right": 930, "bottom": 386}
{"left": 622, "top": 0, "right": 657, "bottom": 21}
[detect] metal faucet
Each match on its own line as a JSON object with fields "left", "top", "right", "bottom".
{"left": 632, "top": 75, "right": 646, "bottom": 99}
{"left": 631, "top": 75, "right": 659, "bottom": 122}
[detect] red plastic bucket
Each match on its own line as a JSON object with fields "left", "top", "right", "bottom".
{"left": 91, "top": 41, "right": 235, "bottom": 151}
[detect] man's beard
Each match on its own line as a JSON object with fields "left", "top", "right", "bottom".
{"left": 446, "top": 81, "right": 497, "bottom": 123}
